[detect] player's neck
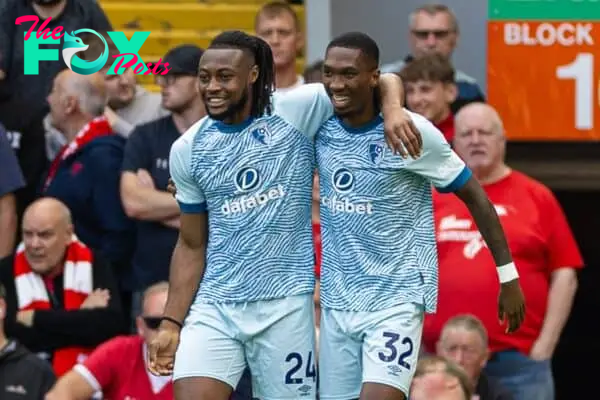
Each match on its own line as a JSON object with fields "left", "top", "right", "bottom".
{"left": 473, "top": 163, "right": 511, "bottom": 185}
{"left": 341, "top": 106, "right": 378, "bottom": 129}
{"left": 222, "top": 99, "right": 253, "bottom": 125}
{"left": 275, "top": 65, "right": 299, "bottom": 89}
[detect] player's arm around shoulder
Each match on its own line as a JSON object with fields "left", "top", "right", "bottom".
{"left": 273, "top": 83, "right": 334, "bottom": 141}
{"left": 378, "top": 73, "right": 423, "bottom": 158}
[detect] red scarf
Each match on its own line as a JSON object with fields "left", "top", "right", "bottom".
{"left": 43, "top": 117, "right": 112, "bottom": 191}
{"left": 14, "top": 235, "right": 94, "bottom": 376}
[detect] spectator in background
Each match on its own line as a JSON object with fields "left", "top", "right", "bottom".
{"left": 120, "top": 44, "right": 205, "bottom": 317}
{"left": 410, "top": 355, "right": 473, "bottom": 400}
{"left": 82, "top": 32, "right": 168, "bottom": 137}
{"left": 400, "top": 53, "right": 457, "bottom": 143}
{"left": 0, "top": 97, "right": 47, "bottom": 222}
{"left": 0, "top": 129, "right": 24, "bottom": 259}
{"left": 0, "top": 0, "right": 112, "bottom": 121}
{"left": 437, "top": 315, "right": 513, "bottom": 400}
{"left": 0, "top": 282, "right": 56, "bottom": 400}
{"left": 255, "top": 1, "right": 304, "bottom": 92}
{"left": 45, "top": 282, "right": 174, "bottom": 400}
{"left": 0, "top": 198, "right": 124, "bottom": 377}
{"left": 424, "top": 103, "right": 583, "bottom": 400}
{"left": 42, "top": 69, "right": 133, "bottom": 271}
{"left": 303, "top": 59, "right": 323, "bottom": 84}
{"left": 381, "top": 3, "right": 484, "bottom": 113}
{"left": 45, "top": 32, "right": 168, "bottom": 160}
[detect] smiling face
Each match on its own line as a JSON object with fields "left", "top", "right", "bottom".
{"left": 197, "top": 48, "right": 258, "bottom": 123}
{"left": 322, "top": 46, "right": 379, "bottom": 126}
{"left": 405, "top": 79, "right": 456, "bottom": 124}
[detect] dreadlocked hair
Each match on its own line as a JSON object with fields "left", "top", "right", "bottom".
{"left": 209, "top": 30, "right": 275, "bottom": 117}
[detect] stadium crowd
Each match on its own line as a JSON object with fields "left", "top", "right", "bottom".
{"left": 0, "top": 1, "right": 583, "bottom": 400}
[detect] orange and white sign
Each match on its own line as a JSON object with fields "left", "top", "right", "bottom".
{"left": 488, "top": 21, "right": 600, "bottom": 141}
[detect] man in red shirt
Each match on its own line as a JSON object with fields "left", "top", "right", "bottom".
{"left": 45, "top": 281, "right": 174, "bottom": 400}
{"left": 424, "top": 103, "right": 583, "bottom": 400}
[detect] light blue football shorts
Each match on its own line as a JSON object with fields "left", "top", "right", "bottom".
{"left": 173, "top": 293, "right": 317, "bottom": 399}
{"left": 319, "top": 302, "right": 424, "bottom": 399}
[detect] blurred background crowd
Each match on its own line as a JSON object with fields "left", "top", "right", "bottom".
{"left": 0, "top": 0, "right": 597, "bottom": 399}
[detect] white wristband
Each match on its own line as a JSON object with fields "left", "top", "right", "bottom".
{"left": 497, "top": 262, "right": 519, "bottom": 283}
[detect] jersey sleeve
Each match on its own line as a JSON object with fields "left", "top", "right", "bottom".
{"left": 169, "top": 118, "right": 208, "bottom": 213}
{"left": 404, "top": 112, "right": 472, "bottom": 192}
{"left": 272, "top": 83, "right": 334, "bottom": 141}
{"left": 74, "top": 336, "right": 127, "bottom": 391}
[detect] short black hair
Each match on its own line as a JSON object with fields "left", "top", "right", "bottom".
{"left": 326, "top": 32, "right": 380, "bottom": 67}
{"left": 209, "top": 30, "right": 275, "bottom": 118}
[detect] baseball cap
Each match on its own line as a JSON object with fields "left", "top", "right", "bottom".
{"left": 162, "top": 44, "right": 204, "bottom": 76}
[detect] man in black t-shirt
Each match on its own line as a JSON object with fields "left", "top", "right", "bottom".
{"left": 0, "top": 94, "right": 47, "bottom": 223}
{"left": 0, "top": 129, "right": 25, "bottom": 259}
{"left": 119, "top": 45, "right": 206, "bottom": 311}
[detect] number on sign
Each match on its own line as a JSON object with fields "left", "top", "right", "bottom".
{"left": 556, "top": 53, "right": 594, "bottom": 130}
{"left": 285, "top": 351, "right": 316, "bottom": 384}
{"left": 377, "top": 332, "right": 414, "bottom": 370}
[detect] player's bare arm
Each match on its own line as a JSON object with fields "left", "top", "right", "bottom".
{"left": 378, "top": 73, "right": 423, "bottom": 158}
{"left": 454, "top": 176, "right": 526, "bottom": 333}
{"left": 147, "top": 212, "right": 208, "bottom": 376}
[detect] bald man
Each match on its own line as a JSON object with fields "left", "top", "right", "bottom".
{"left": 41, "top": 70, "right": 134, "bottom": 274}
{"left": 0, "top": 198, "right": 125, "bottom": 377}
{"left": 424, "top": 103, "right": 583, "bottom": 400}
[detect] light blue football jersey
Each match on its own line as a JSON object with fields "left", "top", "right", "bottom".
{"left": 169, "top": 84, "right": 333, "bottom": 303}
{"left": 316, "top": 111, "right": 471, "bottom": 313}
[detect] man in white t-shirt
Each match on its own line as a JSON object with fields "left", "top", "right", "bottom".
{"left": 255, "top": 1, "right": 305, "bottom": 93}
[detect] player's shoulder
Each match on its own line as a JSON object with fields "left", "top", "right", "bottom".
{"left": 317, "top": 115, "right": 343, "bottom": 134}
{"left": 272, "top": 83, "right": 327, "bottom": 113}
{"left": 171, "top": 116, "right": 213, "bottom": 154}
{"left": 404, "top": 109, "right": 451, "bottom": 153}
{"left": 406, "top": 109, "right": 442, "bottom": 138}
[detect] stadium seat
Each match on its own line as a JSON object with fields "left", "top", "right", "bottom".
{"left": 99, "top": 0, "right": 305, "bottom": 92}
